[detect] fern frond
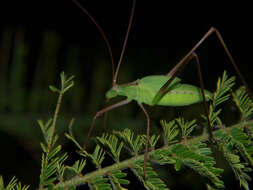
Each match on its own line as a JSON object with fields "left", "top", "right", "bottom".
{"left": 48, "top": 145, "right": 62, "bottom": 160}
{"left": 6, "top": 177, "right": 18, "bottom": 190}
{"left": 202, "top": 71, "right": 235, "bottom": 129}
{"left": 59, "top": 72, "right": 75, "bottom": 95}
{"left": 131, "top": 160, "right": 170, "bottom": 190}
{"left": 151, "top": 149, "right": 176, "bottom": 165}
{"left": 66, "top": 159, "right": 86, "bottom": 175}
{"left": 160, "top": 120, "right": 179, "bottom": 145}
{"left": 214, "top": 129, "right": 252, "bottom": 190}
{"left": 108, "top": 170, "right": 129, "bottom": 190}
{"left": 96, "top": 134, "right": 124, "bottom": 162}
{"left": 212, "top": 71, "right": 235, "bottom": 108}
{"left": 56, "top": 153, "right": 68, "bottom": 182}
{"left": 38, "top": 119, "right": 53, "bottom": 143}
{"left": 169, "top": 144, "right": 224, "bottom": 188}
{"left": 232, "top": 86, "right": 253, "bottom": 120}
{"left": 38, "top": 72, "right": 75, "bottom": 189}
{"left": 148, "top": 134, "right": 160, "bottom": 150}
{"left": 88, "top": 176, "right": 112, "bottom": 190}
{"left": 140, "top": 134, "right": 160, "bottom": 150}
{"left": 15, "top": 182, "right": 30, "bottom": 190}
{"left": 80, "top": 145, "right": 105, "bottom": 168}
{"left": 176, "top": 118, "right": 197, "bottom": 139}
{"left": 230, "top": 127, "right": 253, "bottom": 166}
{"left": 40, "top": 146, "right": 68, "bottom": 186}
{"left": 207, "top": 106, "right": 223, "bottom": 127}
{"left": 220, "top": 143, "right": 250, "bottom": 190}
{"left": 65, "top": 132, "right": 83, "bottom": 151}
{"left": 0, "top": 176, "right": 29, "bottom": 190}
{"left": 114, "top": 129, "right": 144, "bottom": 155}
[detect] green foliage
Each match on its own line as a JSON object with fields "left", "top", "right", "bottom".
{"left": 147, "top": 134, "right": 160, "bottom": 150}
{"left": 202, "top": 71, "right": 235, "bottom": 127}
{"left": 232, "top": 86, "right": 253, "bottom": 120}
{"left": 108, "top": 170, "right": 129, "bottom": 190}
{"left": 170, "top": 143, "right": 224, "bottom": 188}
{"left": 176, "top": 118, "right": 197, "bottom": 139}
{"left": 80, "top": 145, "right": 105, "bottom": 168}
{"left": 3, "top": 71, "right": 253, "bottom": 190}
{"left": 212, "top": 71, "right": 235, "bottom": 108}
{"left": 160, "top": 120, "right": 179, "bottom": 145}
{"left": 131, "top": 161, "right": 169, "bottom": 190}
{"left": 232, "top": 86, "right": 253, "bottom": 138}
{"left": 40, "top": 145, "right": 68, "bottom": 186}
{"left": 155, "top": 118, "right": 224, "bottom": 188}
{"left": 39, "top": 72, "right": 75, "bottom": 189}
{"left": 66, "top": 159, "right": 86, "bottom": 175}
{"left": 88, "top": 177, "right": 111, "bottom": 190}
{"left": 96, "top": 134, "right": 124, "bottom": 162}
{"left": 214, "top": 127, "right": 253, "bottom": 190}
{"left": 0, "top": 176, "right": 29, "bottom": 190}
{"left": 114, "top": 129, "right": 144, "bottom": 155}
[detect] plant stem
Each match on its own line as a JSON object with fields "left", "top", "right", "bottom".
{"left": 48, "top": 91, "right": 63, "bottom": 152}
{"left": 39, "top": 91, "right": 63, "bottom": 190}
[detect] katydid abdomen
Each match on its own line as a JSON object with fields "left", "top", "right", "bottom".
{"left": 106, "top": 75, "right": 212, "bottom": 106}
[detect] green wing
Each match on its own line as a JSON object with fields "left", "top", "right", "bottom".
{"left": 152, "top": 77, "right": 212, "bottom": 106}
{"left": 157, "top": 83, "right": 212, "bottom": 106}
{"left": 151, "top": 75, "right": 181, "bottom": 106}
{"left": 138, "top": 75, "right": 181, "bottom": 105}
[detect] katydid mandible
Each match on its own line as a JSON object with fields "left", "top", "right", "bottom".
{"left": 72, "top": 0, "right": 250, "bottom": 178}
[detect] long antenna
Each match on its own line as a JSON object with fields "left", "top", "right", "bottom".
{"left": 71, "top": 0, "right": 115, "bottom": 81}
{"left": 112, "top": 0, "right": 136, "bottom": 86}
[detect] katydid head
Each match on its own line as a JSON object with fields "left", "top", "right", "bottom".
{"left": 105, "top": 84, "right": 128, "bottom": 100}
{"left": 105, "top": 87, "right": 118, "bottom": 100}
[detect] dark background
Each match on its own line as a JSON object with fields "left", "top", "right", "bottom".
{"left": 0, "top": 0, "right": 253, "bottom": 189}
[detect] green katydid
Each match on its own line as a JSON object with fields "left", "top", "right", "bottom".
{"left": 72, "top": 0, "right": 251, "bottom": 178}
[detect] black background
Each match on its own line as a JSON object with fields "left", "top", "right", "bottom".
{"left": 1, "top": 0, "right": 253, "bottom": 80}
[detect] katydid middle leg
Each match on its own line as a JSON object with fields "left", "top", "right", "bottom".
{"left": 169, "top": 51, "right": 213, "bottom": 140}
{"left": 138, "top": 103, "right": 150, "bottom": 179}
{"left": 103, "top": 82, "right": 139, "bottom": 130}
{"left": 139, "top": 52, "right": 209, "bottom": 178}
{"left": 192, "top": 52, "right": 212, "bottom": 140}
{"left": 83, "top": 99, "right": 131, "bottom": 149}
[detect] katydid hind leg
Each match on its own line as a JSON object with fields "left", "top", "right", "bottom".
{"left": 165, "top": 51, "right": 213, "bottom": 140}
{"left": 138, "top": 103, "right": 150, "bottom": 179}
{"left": 83, "top": 99, "right": 130, "bottom": 149}
{"left": 154, "top": 27, "right": 252, "bottom": 106}
{"left": 155, "top": 51, "right": 213, "bottom": 140}
{"left": 192, "top": 52, "right": 213, "bottom": 141}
